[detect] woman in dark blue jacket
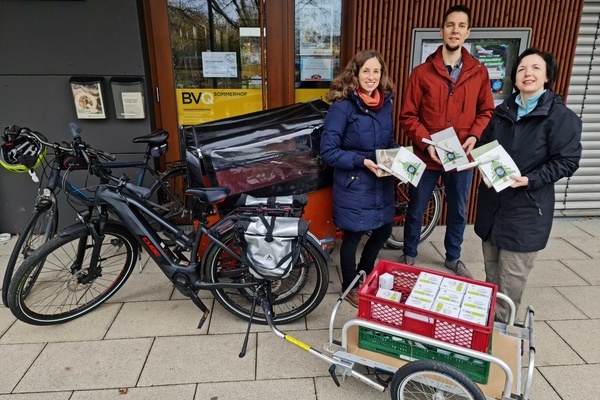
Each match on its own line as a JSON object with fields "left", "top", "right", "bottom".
{"left": 475, "top": 48, "right": 582, "bottom": 322}
{"left": 321, "top": 49, "right": 397, "bottom": 307}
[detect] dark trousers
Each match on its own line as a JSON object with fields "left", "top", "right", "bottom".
{"left": 340, "top": 222, "right": 392, "bottom": 291}
{"left": 403, "top": 168, "right": 473, "bottom": 261}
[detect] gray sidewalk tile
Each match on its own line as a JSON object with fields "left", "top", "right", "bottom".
{"left": 569, "top": 217, "right": 600, "bottom": 237}
{"left": 14, "top": 338, "right": 152, "bottom": 393}
{"left": 527, "top": 369, "right": 562, "bottom": 400}
{"left": 315, "top": 376, "right": 390, "bottom": 400}
{"left": 563, "top": 236, "right": 600, "bottom": 259}
{"left": 531, "top": 322, "right": 584, "bottom": 366}
{"left": 138, "top": 334, "right": 255, "bottom": 386}
{"left": 521, "top": 287, "right": 588, "bottom": 321}
{"left": 547, "top": 319, "right": 600, "bottom": 363}
{"left": 0, "top": 304, "right": 120, "bottom": 344}
{"left": 0, "top": 309, "right": 15, "bottom": 337}
{"left": 0, "top": 393, "right": 71, "bottom": 399}
{"left": 0, "top": 219, "right": 599, "bottom": 399}
{"left": 538, "top": 364, "right": 600, "bottom": 400}
{"left": 70, "top": 384, "right": 196, "bottom": 400}
{"left": 206, "top": 299, "right": 306, "bottom": 334}
{"left": 0, "top": 343, "right": 44, "bottom": 394}
{"left": 106, "top": 271, "right": 175, "bottom": 303}
{"left": 556, "top": 285, "right": 600, "bottom": 318}
{"left": 195, "top": 378, "right": 317, "bottom": 400}
{"left": 527, "top": 260, "right": 589, "bottom": 287}
{"left": 305, "top": 293, "right": 359, "bottom": 330}
{"left": 537, "top": 237, "right": 590, "bottom": 260}
{"left": 549, "top": 219, "right": 595, "bottom": 238}
{"left": 105, "top": 299, "right": 208, "bottom": 339}
{"left": 562, "top": 259, "right": 600, "bottom": 284}
{"left": 256, "top": 329, "right": 331, "bottom": 380}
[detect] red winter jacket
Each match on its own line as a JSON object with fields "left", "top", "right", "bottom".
{"left": 400, "top": 46, "right": 495, "bottom": 170}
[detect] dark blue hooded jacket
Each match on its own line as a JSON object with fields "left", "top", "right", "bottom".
{"left": 320, "top": 91, "right": 397, "bottom": 231}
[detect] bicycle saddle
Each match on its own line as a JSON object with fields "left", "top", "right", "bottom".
{"left": 132, "top": 128, "right": 169, "bottom": 145}
{"left": 185, "top": 187, "right": 230, "bottom": 205}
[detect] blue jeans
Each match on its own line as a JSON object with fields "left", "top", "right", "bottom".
{"left": 403, "top": 169, "right": 473, "bottom": 261}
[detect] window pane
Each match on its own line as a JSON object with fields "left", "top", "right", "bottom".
{"left": 168, "top": 0, "right": 262, "bottom": 89}
{"left": 294, "top": 0, "right": 342, "bottom": 100}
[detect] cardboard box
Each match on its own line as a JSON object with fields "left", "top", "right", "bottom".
{"left": 376, "top": 288, "right": 402, "bottom": 302}
{"left": 440, "top": 277, "right": 468, "bottom": 294}
{"left": 416, "top": 271, "right": 443, "bottom": 287}
{"left": 465, "top": 283, "right": 493, "bottom": 299}
{"left": 411, "top": 281, "right": 440, "bottom": 298}
{"left": 458, "top": 307, "right": 489, "bottom": 326}
{"left": 378, "top": 272, "right": 394, "bottom": 290}
{"left": 435, "top": 288, "right": 464, "bottom": 307}
{"left": 432, "top": 300, "right": 461, "bottom": 318}
{"left": 405, "top": 293, "right": 434, "bottom": 310}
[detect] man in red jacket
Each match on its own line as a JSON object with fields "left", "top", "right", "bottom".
{"left": 400, "top": 4, "right": 494, "bottom": 278}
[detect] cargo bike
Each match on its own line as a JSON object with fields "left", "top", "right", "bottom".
{"left": 261, "top": 260, "right": 536, "bottom": 400}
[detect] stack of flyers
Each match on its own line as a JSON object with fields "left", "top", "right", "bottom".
{"left": 426, "top": 127, "right": 469, "bottom": 171}
{"left": 469, "top": 140, "right": 521, "bottom": 192}
{"left": 377, "top": 147, "right": 426, "bottom": 187}
{"left": 375, "top": 148, "right": 399, "bottom": 178}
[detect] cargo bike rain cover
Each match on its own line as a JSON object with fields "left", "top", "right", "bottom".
{"left": 182, "top": 99, "right": 332, "bottom": 213}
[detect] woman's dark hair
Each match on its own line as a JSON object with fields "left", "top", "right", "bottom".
{"left": 511, "top": 48, "right": 558, "bottom": 93}
{"left": 327, "top": 49, "right": 395, "bottom": 102}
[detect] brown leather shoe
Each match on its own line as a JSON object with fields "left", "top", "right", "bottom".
{"left": 342, "top": 288, "right": 359, "bottom": 308}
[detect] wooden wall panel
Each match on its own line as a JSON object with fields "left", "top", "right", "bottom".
{"left": 348, "top": 0, "right": 585, "bottom": 223}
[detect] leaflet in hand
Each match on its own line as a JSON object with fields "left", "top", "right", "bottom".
{"left": 375, "top": 148, "right": 400, "bottom": 178}
{"left": 377, "top": 146, "right": 426, "bottom": 187}
{"left": 470, "top": 140, "right": 520, "bottom": 192}
{"left": 428, "top": 127, "right": 469, "bottom": 171}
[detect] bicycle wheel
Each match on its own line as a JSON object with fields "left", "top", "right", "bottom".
{"left": 2, "top": 202, "right": 58, "bottom": 307}
{"left": 386, "top": 182, "right": 442, "bottom": 250}
{"left": 154, "top": 165, "right": 190, "bottom": 222}
{"left": 205, "top": 231, "right": 329, "bottom": 324}
{"left": 390, "top": 360, "right": 486, "bottom": 400}
{"left": 7, "top": 222, "right": 138, "bottom": 325}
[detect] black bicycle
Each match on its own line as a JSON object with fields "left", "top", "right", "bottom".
{"left": 6, "top": 125, "right": 329, "bottom": 326}
{"left": 1, "top": 125, "right": 189, "bottom": 307}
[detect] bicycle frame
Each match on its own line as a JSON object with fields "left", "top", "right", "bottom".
{"left": 97, "top": 183, "right": 255, "bottom": 285}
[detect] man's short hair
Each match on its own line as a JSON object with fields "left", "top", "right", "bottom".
{"left": 442, "top": 4, "right": 471, "bottom": 28}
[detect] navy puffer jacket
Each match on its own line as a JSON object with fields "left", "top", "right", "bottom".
{"left": 320, "top": 91, "right": 397, "bottom": 232}
{"left": 474, "top": 91, "right": 582, "bottom": 252}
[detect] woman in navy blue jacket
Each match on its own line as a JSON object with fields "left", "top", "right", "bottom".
{"left": 320, "top": 49, "right": 397, "bottom": 307}
{"left": 475, "top": 48, "right": 582, "bottom": 322}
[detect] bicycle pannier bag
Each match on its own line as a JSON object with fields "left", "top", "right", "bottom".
{"left": 236, "top": 214, "right": 309, "bottom": 280}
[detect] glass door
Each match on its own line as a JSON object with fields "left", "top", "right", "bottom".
{"left": 167, "top": 0, "right": 266, "bottom": 125}
{"left": 294, "top": 0, "right": 342, "bottom": 102}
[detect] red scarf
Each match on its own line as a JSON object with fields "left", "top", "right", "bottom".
{"left": 357, "top": 87, "right": 384, "bottom": 111}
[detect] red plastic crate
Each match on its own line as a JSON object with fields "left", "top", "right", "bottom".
{"left": 357, "top": 260, "right": 497, "bottom": 353}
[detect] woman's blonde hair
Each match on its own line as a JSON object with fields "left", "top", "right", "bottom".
{"left": 327, "top": 49, "right": 395, "bottom": 102}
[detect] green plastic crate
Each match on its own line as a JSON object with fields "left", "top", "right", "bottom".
{"left": 358, "top": 326, "right": 492, "bottom": 384}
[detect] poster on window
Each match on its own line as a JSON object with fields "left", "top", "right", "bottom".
{"left": 300, "top": 57, "right": 333, "bottom": 81}
{"left": 298, "top": 5, "right": 333, "bottom": 55}
{"left": 70, "top": 80, "right": 106, "bottom": 119}
{"left": 202, "top": 52, "right": 238, "bottom": 78}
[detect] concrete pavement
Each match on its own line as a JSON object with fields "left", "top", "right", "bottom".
{"left": 1, "top": 217, "right": 599, "bottom": 399}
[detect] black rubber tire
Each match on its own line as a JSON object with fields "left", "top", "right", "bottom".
{"left": 7, "top": 222, "right": 137, "bottom": 325}
{"left": 2, "top": 203, "right": 58, "bottom": 307}
{"left": 205, "top": 231, "right": 329, "bottom": 324}
{"left": 390, "top": 359, "right": 486, "bottom": 400}
{"left": 386, "top": 182, "right": 442, "bottom": 250}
